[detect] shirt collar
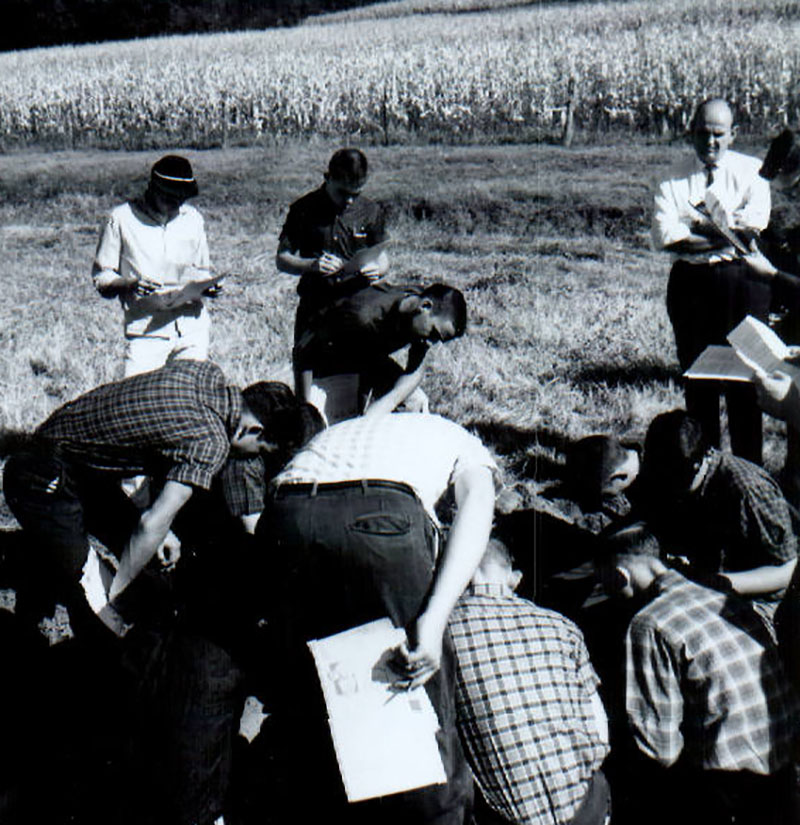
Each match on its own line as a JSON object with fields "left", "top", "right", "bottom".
{"left": 689, "top": 447, "right": 721, "bottom": 494}
{"left": 467, "top": 583, "right": 514, "bottom": 598}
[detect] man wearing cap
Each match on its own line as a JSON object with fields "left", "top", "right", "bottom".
{"left": 652, "top": 98, "right": 772, "bottom": 464}
{"left": 256, "top": 411, "right": 497, "bottom": 823}
{"left": 92, "top": 155, "right": 219, "bottom": 377}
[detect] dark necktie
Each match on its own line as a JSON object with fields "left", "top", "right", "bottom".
{"left": 705, "top": 164, "right": 716, "bottom": 187}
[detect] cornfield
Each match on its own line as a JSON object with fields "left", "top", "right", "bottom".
{"left": 1, "top": 0, "right": 799, "bottom": 149}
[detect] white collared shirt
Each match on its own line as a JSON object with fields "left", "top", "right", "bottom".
{"left": 93, "top": 200, "right": 210, "bottom": 332}
{"left": 651, "top": 149, "right": 770, "bottom": 264}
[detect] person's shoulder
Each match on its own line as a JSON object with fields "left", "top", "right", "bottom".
{"left": 725, "top": 149, "right": 763, "bottom": 171}
{"left": 176, "top": 202, "right": 205, "bottom": 224}
{"left": 287, "top": 185, "right": 325, "bottom": 212}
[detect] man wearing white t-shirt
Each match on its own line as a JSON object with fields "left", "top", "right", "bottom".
{"left": 256, "top": 412, "right": 497, "bottom": 824}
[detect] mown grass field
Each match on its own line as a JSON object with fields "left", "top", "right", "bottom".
{"left": 1, "top": 0, "right": 799, "bottom": 149}
{"left": 1, "top": 137, "right": 795, "bottom": 528}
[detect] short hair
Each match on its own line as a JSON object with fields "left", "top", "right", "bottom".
{"left": 642, "top": 409, "right": 706, "bottom": 492}
{"left": 327, "top": 148, "right": 368, "bottom": 187}
{"left": 565, "top": 434, "right": 632, "bottom": 510}
{"left": 420, "top": 283, "right": 468, "bottom": 337}
{"left": 690, "top": 98, "right": 734, "bottom": 132}
{"left": 479, "top": 537, "right": 514, "bottom": 570}
{"left": 595, "top": 522, "right": 661, "bottom": 587}
{"left": 242, "top": 381, "right": 324, "bottom": 453}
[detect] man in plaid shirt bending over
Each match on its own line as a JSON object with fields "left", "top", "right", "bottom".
{"left": 3, "top": 359, "right": 298, "bottom": 637}
{"left": 449, "top": 539, "right": 610, "bottom": 825}
{"left": 598, "top": 523, "right": 798, "bottom": 825}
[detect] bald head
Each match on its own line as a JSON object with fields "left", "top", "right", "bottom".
{"left": 691, "top": 98, "right": 735, "bottom": 166}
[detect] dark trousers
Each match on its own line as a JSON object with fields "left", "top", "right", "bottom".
{"left": 667, "top": 259, "right": 770, "bottom": 464}
{"left": 256, "top": 481, "right": 473, "bottom": 824}
{"left": 2, "top": 451, "right": 244, "bottom": 825}
{"left": 2, "top": 450, "right": 140, "bottom": 636}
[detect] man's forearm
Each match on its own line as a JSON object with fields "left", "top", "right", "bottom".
{"left": 418, "top": 466, "right": 495, "bottom": 636}
{"left": 109, "top": 480, "right": 193, "bottom": 600}
{"left": 722, "top": 557, "right": 797, "bottom": 596}
{"left": 364, "top": 369, "right": 423, "bottom": 420}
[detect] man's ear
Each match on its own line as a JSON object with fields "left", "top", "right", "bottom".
{"left": 419, "top": 297, "right": 434, "bottom": 312}
{"left": 730, "top": 124, "right": 738, "bottom": 143}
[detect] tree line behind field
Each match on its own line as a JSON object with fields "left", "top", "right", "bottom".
{"left": 1, "top": 0, "right": 391, "bottom": 52}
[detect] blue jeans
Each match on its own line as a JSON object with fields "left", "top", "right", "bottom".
{"left": 257, "top": 481, "right": 473, "bottom": 824}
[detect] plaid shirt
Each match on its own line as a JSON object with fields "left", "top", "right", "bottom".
{"left": 626, "top": 569, "right": 798, "bottom": 774}
{"left": 654, "top": 449, "right": 797, "bottom": 606}
{"left": 36, "top": 360, "right": 240, "bottom": 491}
{"left": 449, "top": 586, "right": 608, "bottom": 825}
{"left": 218, "top": 456, "right": 266, "bottom": 517}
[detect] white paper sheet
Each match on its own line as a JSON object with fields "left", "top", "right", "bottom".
{"left": 307, "top": 618, "right": 446, "bottom": 802}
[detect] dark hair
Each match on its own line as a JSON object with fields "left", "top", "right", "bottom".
{"left": 642, "top": 409, "right": 706, "bottom": 493}
{"left": 594, "top": 522, "right": 661, "bottom": 595}
{"left": 565, "top": 435, "right": 634, "bottom": 510}
{"left": 327, "top": 148, "right": 368, "bottom": 187}
{"left": 242, "top": 381, "right": 324, "bottom": 454}
{"left": 760, "top": 129, "right": 800, "bottom": 183}
{"left": 420, "top": 283, "right": 468, "bottom": 337}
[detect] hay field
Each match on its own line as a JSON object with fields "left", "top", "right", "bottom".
{"left": 1, "top": 138, "right": 794, "bottom": 528}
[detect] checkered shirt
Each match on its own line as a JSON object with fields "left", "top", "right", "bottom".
{"left": 693, "top": 449, "right": 797, "bottom": 576}
{"left": 449, "top": 587, "right": 608, "bottom": 825}
{"left": 36, "top": 360, "right": 240, "bottom": 491}
{"left": 626, "top": 569, "right": 799, "bottom": 774}
{"left": 218, "top": 455, "right": 266, "bottom": 517}
{"left": 273, "top": 413, "right": 497, "bottom": 522}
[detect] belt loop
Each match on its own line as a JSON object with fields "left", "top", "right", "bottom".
{"left": 311, "top": 481, "right": 318, "bottom": 497}
{"left": 360, "top": 479, "right": 368, "bottom": 495}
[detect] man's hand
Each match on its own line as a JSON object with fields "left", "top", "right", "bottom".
{"left": 132, "top": 277, "right": 160, "bottom": 296}
{"left": 156, "top": 530, "right": 182, "bottom": 571}
{"left": 359, "top": 261, "right": 384, "bottom": 282}
{"left": 315, "top": 252, "right": 345, "bottom": 275}
{"left": 743, "top": 240, "right": 778, "bottom": 279}
{"left": 389, "top": 615, "right": 444, "bottom": 690}
{"left": 753, "top": 365, "right": 794, "bottom": 419}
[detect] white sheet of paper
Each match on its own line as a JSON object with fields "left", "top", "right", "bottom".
{"left": 307, "top": 618, "right": 446, "bottom": 802}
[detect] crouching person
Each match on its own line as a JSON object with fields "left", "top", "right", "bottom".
{"left": 449, "top": 538, "right": 610, "bottom": 825}
{"left": 2, "top": 361, "right": 308, "bottom": 825}
{"left": 597, "top": 523, "right": 798, "bottom": 825}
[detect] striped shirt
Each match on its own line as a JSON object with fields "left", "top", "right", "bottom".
{"left": 449, "top": 587, "right": 608, "bottom": 825}
{"left": 626, "top": 569, "right": 798, "bottom": 774}
{"left": 36, "top": 360, "right": 240, "bottom": 491}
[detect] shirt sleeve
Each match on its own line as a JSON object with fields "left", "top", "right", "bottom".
{"left": 92, "top": 213, "right": 122, "bottom": 294}
{"left": 219, "top": 456, "right": 266, "bottom": 517}
{"left": 626, "top": 619, "right": 684, "bottom": 768}
{"left": 652, "top": 178, "right": 691, "bottom": 251}
{"left": 740, "top": 482, "right": 798, "bottom": 566}
{"left": 734, "top": 171, "right": 771, "bottom": 232}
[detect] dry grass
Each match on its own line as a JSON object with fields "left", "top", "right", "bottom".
{"left": 0, "top": 139, "right": 792, "bottom": 526}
